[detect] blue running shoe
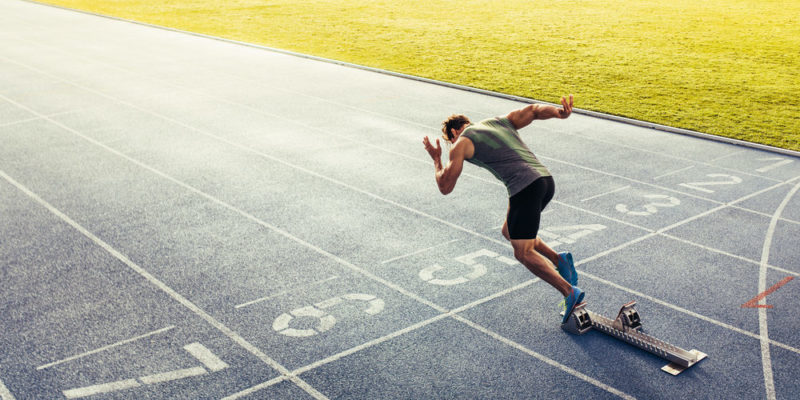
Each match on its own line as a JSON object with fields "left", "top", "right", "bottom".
{"left": 561, "top": 286, "right": 585, "bottom": 324}
{"left": 557, "top": 252, "right": 578, "bottom": 286}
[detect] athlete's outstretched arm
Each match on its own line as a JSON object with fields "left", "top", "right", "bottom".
{"left": 507, "top": 95, "right": 573, "bottom": 130}
{"left": 422, "top": 136, "right": 469, "bottom": 195}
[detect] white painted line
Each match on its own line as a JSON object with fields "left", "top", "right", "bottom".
{"left": 221, "top": 375, "right": 288, "bottom": 400}
{"left": 184, "top": 342, "right": 229, "bottom": 372}
{"left": 6, "top": 53, "right": 800, "bottom": 233}
{"left": 24, "top": 0, "right": 800, "bottom": 160}
{"left": 0, "top": 376, "right": 16, "bottom": 400}
{"left": 580, "top": 185, "right": 630, "bottom": 202}
{"left": 580, "top": 269, "right": 800, "bottom": 357}
{"left": 4, "top": 45, "right": 799, "bottom": 397}
{"left": 292, "top": 313, "right": 451, "bottom": 377}
{"left": 709, "top": 150, "right": 745, "bottom": 163}
{"left": 0, "top": 93, "right": 447, "bottom": 317}
{"left": 63, "top": 379, "right": 140, "bottom": 399}
{"left": 7, "top": 38, "right": 800, "bottom": 228}
{"left": 653, "top": 166, "right": 695, "bottom": 181}
{"left": 756, "top": 158, "right": 793, "bottom": 173}
{"left": 292, "top": 278, "right": 541, "bottom": 377}
{"left": 234, "top": 279, "right": 544, "bottom": 398}
{"left": 138, "top": 366, "right": 207, "bottom": 385}
{"left": 380, "top": 239, "right": 460, "bottom": 264}
{"left": 573, "top": 232, "right": 657, "bottom": 267}
{"left": 0, "top": 58, "right": 510, "bottom": 254}
{"left": 0, "top": 170, "right": 326, "bottom": 400}
{"left": 0, "top": 115, "right": 44, "bottom": 128}
{"left": 560, "top": 129, "right": 788, "bottom": 180}
{"left": 0, "top": 109, "right": 91, "bottom": 129}
{"left": 552, "top": 200, "right": 652, "bottom": 232}
{"left": 452, "top": 315, "right": 635, "bottom": 400}
{"left": 37, "top": 325, "right": 175, "bottom": 370}
{"left": 661, "top": 232, "right": 800, "bottom": 278}
{"left": 8, "top": 89, "right": 799, "bottom": 382}
{"left": 449, "top": 279, "right": 539, "bottom": 314}
{"left": 7, "top": 81, "right": 800, "bottom": 389}
{"left": 756, "top": 179, "right": 800, "bottom": 400}
{"left": 235, "top": 276, "right": 339, "bottom": 309}
{"left": 542, "top": 155, "right": 732, "bottom": 204}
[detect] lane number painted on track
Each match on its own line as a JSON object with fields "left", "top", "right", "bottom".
{"left": 538, "top": 224, "right": 607, "bottom": 248}
{"left": 273, "top": 293, "right": 384, "bottom": 337}
{"left": 679, "top": 174, "right": 742, "bottom": 194}
{"left": 419, "top": 249, "right": 516, "bottom": 286}
{"left": 616, "top": 194, "right": 681, "bottom": 216}
{"left": 61, "top": 343, "right": 227, "bottom": 399}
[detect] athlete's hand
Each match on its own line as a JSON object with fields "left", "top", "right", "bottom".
{"left": 423, "top": 136, "right": 442, "bottom": 161}
{"left": 556, "top": 95, "right": 573, "bottom": 119}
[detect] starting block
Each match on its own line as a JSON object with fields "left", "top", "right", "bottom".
{"left": 562, "top": 301, "right": 707, "bottom": 375}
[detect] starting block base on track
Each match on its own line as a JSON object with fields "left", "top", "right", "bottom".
{"left": 561, "top": 301, "right": 707, "bottom": 375}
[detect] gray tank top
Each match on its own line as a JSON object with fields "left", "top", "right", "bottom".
{"left": 462, "top": 117, "right": 551, "bottom": 197}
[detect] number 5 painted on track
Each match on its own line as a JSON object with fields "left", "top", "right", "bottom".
{"left": 419, "top": 249, "right": 517, "bottom": 286}
{"left": 273, "top": 294, "right": 385, "bottom": 337}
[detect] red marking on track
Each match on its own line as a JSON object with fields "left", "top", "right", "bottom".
{"left": 741, "top": 276, "right": 794, "bottom": 309}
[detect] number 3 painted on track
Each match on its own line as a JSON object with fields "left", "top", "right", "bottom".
{"left": 616, "top": 194, "right": 681, "bottom": 216}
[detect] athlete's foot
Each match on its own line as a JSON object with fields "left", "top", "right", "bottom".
{"left": 562, "top": 286, "right": 585, "bottom": 324}
{"left": 557, "top": 252, "right": 578, "bottom": 286}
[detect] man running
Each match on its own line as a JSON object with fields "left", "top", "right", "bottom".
{"left": 422, "top": 95, "right": 583, "bottom": 323}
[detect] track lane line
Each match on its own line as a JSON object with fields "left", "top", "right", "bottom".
{"left": 2, "top": 50, "right": 799, "bottom": 229}
{"left": 6, "top": 26, "right": 800, "bottom": 398}
{"left": 0, "top": 169, "right": 327, "bottom": 400}
{"left": 452, "top": 315, "right": 635, "bottom": 400}
{"left": 0, "top": 375, "right": 16, "bottom": 400}
{"left": 36, "top": 325, "right": 175, "bottom": 370}
{"left": 755, "top": 179, "right": 800, "bottom": 400}
{"left": 5, "top": 80, "right": 799, "bottom": 368}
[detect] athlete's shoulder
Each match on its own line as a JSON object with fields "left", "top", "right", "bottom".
{"left": 474, "top": 116, "right": 516, "bottom": 132}
{"left": 452, "top": 135, "right": 475, "bottom": 159}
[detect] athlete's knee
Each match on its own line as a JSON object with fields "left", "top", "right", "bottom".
{"left": 513, "top": 247, "right": 526, "bottom": 262}
{"left": 513, "top": 244, "right": 534, "bottom": 263}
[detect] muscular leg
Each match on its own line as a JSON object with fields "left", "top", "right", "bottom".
{"left": 509, "top": 237, "right": 572, "bottom": 297}
{"left": 502, "top": 220, "right": 560, "bottom": 266}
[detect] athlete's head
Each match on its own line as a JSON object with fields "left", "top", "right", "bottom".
{"left": 441, "top": 114, "right": 471, "bottom": 143}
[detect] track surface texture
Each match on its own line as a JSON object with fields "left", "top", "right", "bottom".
{"left": 1, "top": 1, "right": 799, "bottom": 399}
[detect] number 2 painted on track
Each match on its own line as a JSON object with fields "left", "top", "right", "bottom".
{"left": 679, "top": 174, "right": 742, "bottom": 194}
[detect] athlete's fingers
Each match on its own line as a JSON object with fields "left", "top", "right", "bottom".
{"left": 560, "top": 95, "right": 572, "bottom": 117}
{"left": 423, "top": 136, "right": 434, "bottom": 150}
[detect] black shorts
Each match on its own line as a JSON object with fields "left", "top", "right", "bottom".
{"left": 506, "top": 176, "right": 555, "bottom": 240}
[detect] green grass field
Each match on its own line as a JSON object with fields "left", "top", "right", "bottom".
{"left": 41, "top": 0, "right": 800, "bottom": 152}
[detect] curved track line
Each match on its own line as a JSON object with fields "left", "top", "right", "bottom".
{"left": 757, "top": 178, "right": 800, "bottom": 400}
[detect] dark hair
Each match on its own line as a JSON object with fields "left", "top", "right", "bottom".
{"left": 441, "top": 114, "right": 471, "bottom": 142}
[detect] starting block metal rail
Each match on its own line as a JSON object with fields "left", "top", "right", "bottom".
{"left": 562, "top": 301, "right": 707, "bottom": 375}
